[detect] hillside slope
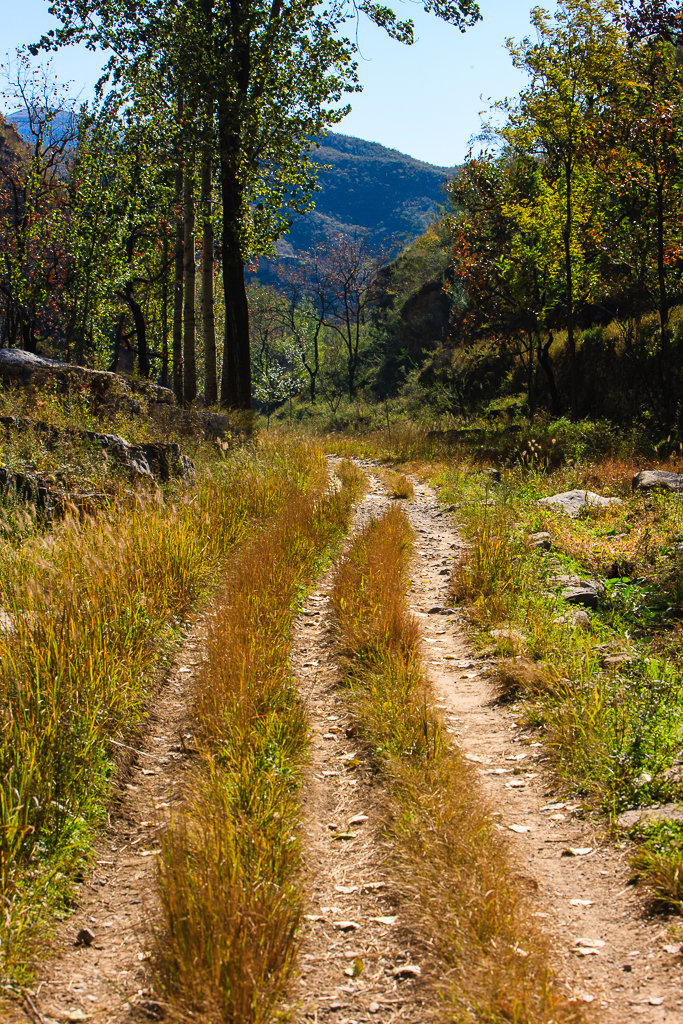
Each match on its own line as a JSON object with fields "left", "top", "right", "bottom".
{"left": 281, "top": 132, "right": 455, "bottom": 254}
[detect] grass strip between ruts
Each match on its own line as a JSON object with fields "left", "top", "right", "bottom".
{"left": 151, "top": 459, "right": 366, "bottom": 1024}
{"left": 331, "top": 505, "right": 585, "bottom": 1024}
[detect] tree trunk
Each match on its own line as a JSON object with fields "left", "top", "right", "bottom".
{"left": 537, "top": 332, "right": 562, "bottom": 415}
{"left": 172, "top": 114, "right": 184, "bottom": 403}
{"left": 161, "top": 227, "right": 169, "bottom": 388}
{"left": 218, "top": 118, "right": 251, "bottom": 410}
{"left": 125, "top": 282, "right": 149, "bottom": 377}
{"left": 654, "top": 171, "right": 670, "bottom": 385}
{"left": 201, "top": 146, "right": 218, "bottom": 405}
{"left": 525, "top": 332, "right": 534, "bottom": 421}
{"left": 183, "top": 152, "right": 197, "bottom": 404}
{"left": 563, "top": 156, "right": 577, "bottom": 419}
{"left": 109, "top": 312, "right": 125, "bottom": 371}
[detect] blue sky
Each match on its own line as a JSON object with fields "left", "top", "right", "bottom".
{"left": 3, "top": 0, "right": 543, "bottom": 166}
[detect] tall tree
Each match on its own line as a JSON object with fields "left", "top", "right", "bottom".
{"left": 200, "top": 134, "right": 218, "bottom": 404}
{"left": 502, "top": 0, "right": 627, "bottom": 417}
{"left": 449, "top": 151, "right": 564, "bottom": 415}
{"left": 611, "top": 3, "right": 683, "bottom": 413}
{"left": 39, "top": 0, "right": 481, "bottom": 408}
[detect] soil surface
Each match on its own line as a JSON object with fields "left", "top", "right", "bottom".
{"left": 11, "top": 460, "right": 683, "bottom": 1024}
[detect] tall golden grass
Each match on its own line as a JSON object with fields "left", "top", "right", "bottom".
{"left": 332, "top": 507, "right": 584, "bottom": 1024}
{"left": 152, "top": 463, "right": 365, "bottom": 1023}
{"left": 0, "top": 438, "right": 326, "bottom": 978}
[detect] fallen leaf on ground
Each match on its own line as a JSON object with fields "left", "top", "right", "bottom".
{"left": 575, "top": 937, "right": 605, "bottom": 948}
{"left": 509, "top": 824, "right": 532, "bottom": 833}
{"left": 370, "top": 915, "right": 397, "bottom": 925}
{"left": 570, "top": 899, "right": 594, "bottom": 907}
{"left": 335, "top": 884, "right": 358, "bottom": 894}
{"left": 562, "top": 847, "right": 593, "bottom": 857}
{"left": 575, "top": 946, "right": 601, "bottom": 956}
{"left": 663, "top": 944, "right": 682, "bottom": 955}
{"left": 348, "top": 814, "right": 369, "bottom": 825}
{"left": 331, "top": 832, "right": 357, "bottom": 841}
{"left": 649, "top": 997, "right": 664, "bottom": 1006}
{"left": 333, "top": 920, "right": 360, "bottom": 931}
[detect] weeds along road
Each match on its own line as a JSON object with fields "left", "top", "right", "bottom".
{"left": 12, "top": 457, "right": 683, "bottom": 1024}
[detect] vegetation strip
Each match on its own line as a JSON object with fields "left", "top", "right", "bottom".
{"left": 0, "top": 437, "right": 325, "bottom": 986}
{"left": 331, "top": 504, "right": 584, "bottom": 1024}
{"left": 151, "top": 460, "right": 363, "bottom": 1023}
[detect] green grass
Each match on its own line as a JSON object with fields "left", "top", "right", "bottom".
{"left": 437, "top": 458, "right": 683, "bottom": 817}
{"left": 630, "top": 820, "right": 683, "bottom": 912}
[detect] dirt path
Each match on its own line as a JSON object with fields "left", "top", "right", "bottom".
{"left": 399, "top": 471, "right": 683, "bottom": 1024}
{"left": 14, "top": 619, "right": 207, "bottom": 1024}
{"left": 291, "top": 459, "right": 683, "bottom": 1023}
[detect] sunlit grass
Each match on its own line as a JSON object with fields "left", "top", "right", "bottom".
{"left": 151, "top": 462, "right": 366, "bottom": 1023}
{"left": 437, "top": 457, "right": 683, "bottom": 818}
{"left": 0, "top": 436, "right": 327, "bottom": 981}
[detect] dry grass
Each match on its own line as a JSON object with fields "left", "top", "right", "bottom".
{"left": 0, "top": 437, "right": 327, "bottom": 982}
{"left": 452, "top": 509, "right": 523, "bottom": 624}
{"left": 494, "top": 656, "right": 555, "bottom": 701}
{"left": 152, "top": 467, "right": 364, "bottom": 1023}
{"left": 380, "top": 469, "right": 415, "bottom": 500}
{"left": 632, "top": 844, "right": 683, "bottom": 913}
{"left": 331, "top": 508, "right": 583, "bottom": 1023}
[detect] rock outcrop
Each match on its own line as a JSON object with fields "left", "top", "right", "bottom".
{"left": 0, "top": 349, "right": 173, "bottom": 415}
{"left": 0, "top": 349, "right": 238, "bottom": 441}
{"left": 632, "top": 469, "right": 683, "bottom": 493}
{"left": 537, "top": 489, "right": 622, "bottom": 517}
{"left": 552, "top": 572, "right": 605, "bottom": 608}
{"left": 0, "top": 466, "right": 108, "bottom": 523}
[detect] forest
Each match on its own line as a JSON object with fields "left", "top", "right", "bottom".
{"left": 0, "top": 0, "right": 680, "bottom": 435}
{"left": 3, "top": 2, "right": 683, "bottom": 1024}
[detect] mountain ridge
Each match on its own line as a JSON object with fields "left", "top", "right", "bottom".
{"left": 2, "top": 109, "right": 455, "bottom": 258}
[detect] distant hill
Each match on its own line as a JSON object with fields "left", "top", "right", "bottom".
{"left": 5, "top": 108, "right": 76, "bottom": 150}
{"left": 279, "top": 133, "right": 455, "bottom": 257}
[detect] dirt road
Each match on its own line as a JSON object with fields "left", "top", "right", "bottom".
{"left": 13, "top": 461, "right": 683, "bottom": 1024}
